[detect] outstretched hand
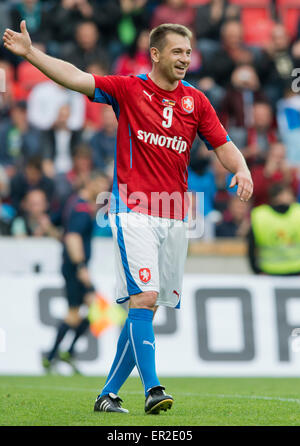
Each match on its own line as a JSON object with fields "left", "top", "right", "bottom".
{"left": 229, "top": 171, "right": 253, "bottom": 202}
{"left": 3, "top": 20, "right": 32, "bottom": 58}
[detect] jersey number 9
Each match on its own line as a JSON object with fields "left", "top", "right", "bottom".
{"left": 162, "top": 106, "right": 173, "bottom": 129}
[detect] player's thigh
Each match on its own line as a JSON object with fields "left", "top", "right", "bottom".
{"left": 129, "top": 290, "right": 159, "bottom": 309}
{"left": 157, "top": 220, "right": 188, "bottom": 308}
{"left": 109, "top": 212, "right": 160, "bottom": 299}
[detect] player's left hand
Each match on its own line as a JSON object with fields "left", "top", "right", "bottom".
{"left": 229, "top": 170, "right": 253, "bottom": 202}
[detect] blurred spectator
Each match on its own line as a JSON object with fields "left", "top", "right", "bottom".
{"left": 248, "top": 184, "right": 300, "bottom": 275}
{"left": 242, "top": 101, "right": 278, "bottom": 167}
{"left": 197, "top": 76, "right": 225, "bottom": 112}
{"left": 61, "top": 20, "right": 110, "bottom": 71}
{"left": 195, "top": 0, "right": 240, "bottom": 58}
{"left": 10, "top": 188, "right": 60, "bottom": 237}
{"left": 277, "top": 89, "right": 300, "bottom": 167}
{"left": 90, "top": 106, "right": 117, "bottom": 175}
{"left": 184, "top": 35, "right": 203, "bottom": 85}
{"left": 44, "top": 0, "right": 119, "bottom": 49}
{"left": 0, "top": 166, "right": 15, "bottom": 235}
{"left": 53, "top": 143, "right": 93, "bottom": 206}
{"left": 0, "top": 60, "right": 20, "bottom": 119}
{"left": 0, "top": 2, "right": 11, "bottom": 40}
{"left": 205, "top": 20, "right": 256, "bottom": 88}
{"left": 10, "top": 156, "right": 55, "bottom": 212}
{"left": 188, "top": 141, "right": 216, "bottom": 216}
{"left": 16, "top": 42, "right": 49, "bottom": 99}
{"left": 27, "top": 81, "right": 85, "bottom": 131}
{"left": 113, "top": 29, "right": 151, "bottom": 76}
{"left": 220, "top": 65, "right": 268, "bottom": 145}
{"left": 216, "top": 195, "right": 250, "bottom": 238}
{"left": 0, "top": 100, "right": 41, "bottom": 176}
{"left": 263, "top": 24, "right": 297, "bottom": 106}
{"left": 151, "top": 0, "right": 195, "bottom": 32}
{"left": 41, "top": 104, "right": 83, "bottom": 178}
{"left": 250, "top": 142, "right": 299, "bottom": 207}
{"left": 114, "top": 0, "right": 149, "bottom": 54}
{"left": 10, "top": 0, "right": 50, "bottom": 44}
{"left": 212, "top": 155, "right": 234, "bottom": 214}
{"left": 291, "top": 39, "right": 300, "bottom": 71}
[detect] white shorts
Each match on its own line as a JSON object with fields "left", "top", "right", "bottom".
{"left": 109, "top": 212, "right": 188, "bottom": 308}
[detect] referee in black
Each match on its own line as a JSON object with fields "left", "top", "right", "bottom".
{"left": 43, "top": 171, "right": 109, "bottom": 373}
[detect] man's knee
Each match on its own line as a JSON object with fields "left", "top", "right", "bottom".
{"left": 65, "top": 307, "right": 81, "bottom": 327}
{"left": 129, "top": 291, "right": 158, "bottom": 310}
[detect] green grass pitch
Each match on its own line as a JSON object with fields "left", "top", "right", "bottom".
{"left": 1, "top": 376, "right": 300, "bottom": 426}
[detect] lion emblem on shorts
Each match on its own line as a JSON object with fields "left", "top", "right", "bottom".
{"left": 139, "top": 268, "right": 151, "bottom": 283}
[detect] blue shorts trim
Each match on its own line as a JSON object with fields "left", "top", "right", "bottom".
{"left": 115, "top": 215, "right": 142, "bottom": 296}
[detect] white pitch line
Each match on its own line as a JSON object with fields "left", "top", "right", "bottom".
{"left": 197, "top": 393, "right": 300, "bottom": 405}
{"left": 1, "top": 383, "right": 300, "bottom": 405}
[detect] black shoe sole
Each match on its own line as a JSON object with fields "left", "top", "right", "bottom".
{"left": 94, "top": 408, "right": 129, "bottom": 413}
{"left": 145, "top": 398, "right": 173, "bottom": 415}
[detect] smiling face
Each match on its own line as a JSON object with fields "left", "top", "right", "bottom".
{"left": 151, "top": 32, "right": 192, "bottom": 84}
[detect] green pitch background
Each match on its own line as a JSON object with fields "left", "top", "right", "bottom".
{"left": 1, "top": 376, "right": 300, "bottom": 426}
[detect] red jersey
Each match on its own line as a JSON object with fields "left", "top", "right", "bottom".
{"left": 90, "top": 73, "right": 230, "bottom": 219}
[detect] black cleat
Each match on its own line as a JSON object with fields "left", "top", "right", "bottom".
{"left": 94, "top": 393, "right": 129, "bottom": 413}
{"left": 145, "top": 385, "right": 173, "bottom": 414}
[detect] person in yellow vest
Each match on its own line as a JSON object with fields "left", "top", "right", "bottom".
{"left": 248, "top": 184, "right": 300, "bottom": 275}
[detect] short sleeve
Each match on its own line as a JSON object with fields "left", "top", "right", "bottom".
{"left": 88, "top": 74, "right": 127, "bottom": 118}
{"left": 66, "top": 209, "right": 91, "bottom": 235}
{"left": 197, "top": 92, "right": 230, "bottom": 150}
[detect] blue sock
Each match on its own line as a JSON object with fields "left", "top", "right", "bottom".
{"left": 100, "top": 318, "right": 135, "bottom": 396}
{"left": 127, "top": 308, "right": 160, "bottom": 396}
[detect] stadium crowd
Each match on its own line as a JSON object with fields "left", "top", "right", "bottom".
{"left": 0, "top": 0, "right": 300, "bottom": 240}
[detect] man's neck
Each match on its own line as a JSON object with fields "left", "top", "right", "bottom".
{"left": 79, "top": 189, "right": 90, "bottom": 202}
{"left": 148, "top": 70, "right": 179, "bottom": 91}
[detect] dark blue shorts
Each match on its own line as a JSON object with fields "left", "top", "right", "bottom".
{"left": 62, "top": 263, "right": 86, "bottom": 308}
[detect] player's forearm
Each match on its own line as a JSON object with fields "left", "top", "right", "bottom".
{"left": 25, "top": 46, "right": 94, "bottom": 95}
{"left": 64, "top": 233, "right": 86, "bottom": 264}
{"left": 214, "top": 141, "right": 250, "bottom": 175}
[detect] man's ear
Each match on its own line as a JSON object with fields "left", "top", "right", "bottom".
{"left": 150, "top": 47, "right": 160, "bottom": 63}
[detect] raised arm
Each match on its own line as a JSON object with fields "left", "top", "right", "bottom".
{"left": 3, "top": 20, "right": 95, "bottom": 97}
{"left": 214, "top": 140, "right": 253, "bottom": 202}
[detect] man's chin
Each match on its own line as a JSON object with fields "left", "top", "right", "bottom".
{"left": 173, "top": 71, "right": 186, "bottom": 80}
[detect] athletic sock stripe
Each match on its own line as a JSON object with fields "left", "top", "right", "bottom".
{"left": 129, "top": 322, "right": 145, "bottom": 388}
{"left": 102, "top": 340, "right": 130, "bottom": 392}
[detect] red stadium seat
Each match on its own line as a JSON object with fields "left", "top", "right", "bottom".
{"left": 277, "top": 1, "right": 300, "bottom": 39}
{"left": 229, "top": 0, "right": 272, "bottom": 45}
{"left": 230, "top": 0, "right": 271, "bottom": 5}
{"left": 243, "top": 18, "right": 275, "bottom": 46}
{"left": 276, "top": 0, "right": 299, "bottom": 5}
{"left": 242, "top": 7, "right": 271, "bottom": 24}
{"left": 185, "top": 0, "right": 210, "bottom": 5}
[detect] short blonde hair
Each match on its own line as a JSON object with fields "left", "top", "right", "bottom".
{"left": 149, "top": 23, "right": 192, "bottom": 51}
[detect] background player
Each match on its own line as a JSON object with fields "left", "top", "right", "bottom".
{"left": 43, "top": 172, "right": 109, "bottom": 373}
{"left": 3, "top": 21, "right": 253, "bottom": 414}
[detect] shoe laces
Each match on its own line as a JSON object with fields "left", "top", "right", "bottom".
{"left": 108, "top": 393, "right": 123, "bottom": 407}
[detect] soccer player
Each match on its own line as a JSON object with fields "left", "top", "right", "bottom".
{"left": 43, "top": 172, "right": 108, "bottom": 373}
{"left": 3, "top": 21, "right": 253, "bottom": 414}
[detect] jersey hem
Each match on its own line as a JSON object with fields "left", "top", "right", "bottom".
{"left": 109, "top": 207, "right": 188, "bottom": 221}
